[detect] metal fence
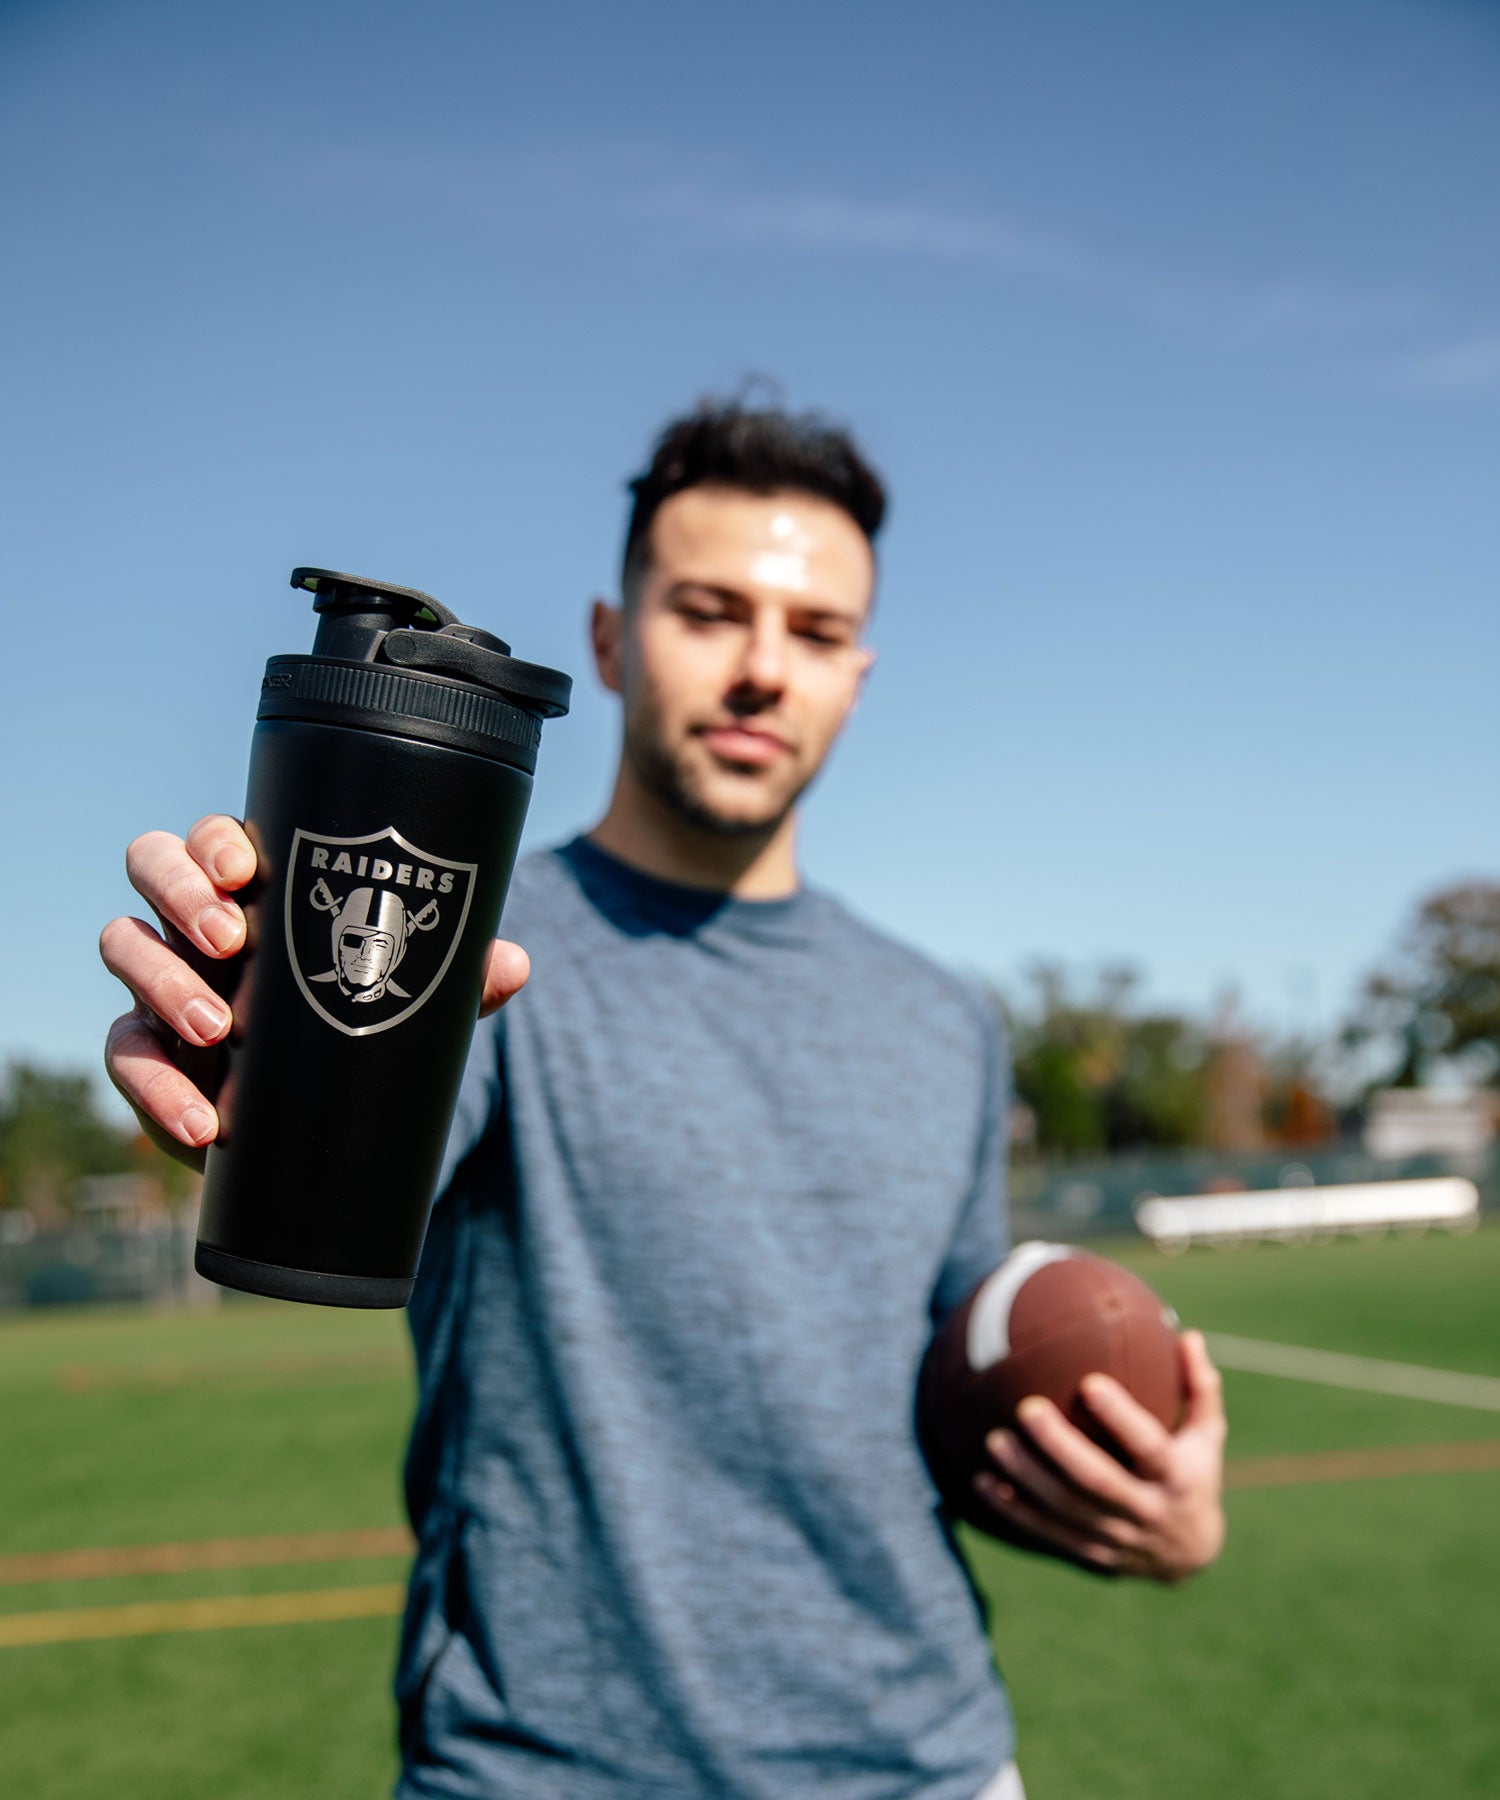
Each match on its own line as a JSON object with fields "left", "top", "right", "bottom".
{"left": 0, "top": 1199, "right": 218, "bottom": 1311}
{"left": 1, "top": 1141, "right": 1495, "bottom": 1311}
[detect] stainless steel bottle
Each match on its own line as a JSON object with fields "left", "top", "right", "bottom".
{"left": 194, "top": 568, "right": 570, "bottom": 1307}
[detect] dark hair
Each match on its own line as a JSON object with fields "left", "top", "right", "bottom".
{"left": 621, "top": 396, "right": 887, "bottom": 600}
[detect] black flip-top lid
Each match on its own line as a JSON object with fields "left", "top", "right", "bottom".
{"left": 257, "top": 568, "right": 571, "bottom": 774}
{"left": 291, "top": 567, "right": 572, "bottom": 719}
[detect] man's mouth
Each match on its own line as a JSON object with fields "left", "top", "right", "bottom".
{"left": 695, "top": 722, "right": 791, "bottom": 766}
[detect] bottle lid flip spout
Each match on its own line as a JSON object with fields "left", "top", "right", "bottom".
{"left": 291, "top": 566, "right": 571, "bottom": 720}
{"left": 295, "top": 567, "right": 466, "bottom": 655}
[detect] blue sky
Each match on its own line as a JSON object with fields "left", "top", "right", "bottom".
{"left": 1, "top": 0, "right": 1496, "bottom": 1100}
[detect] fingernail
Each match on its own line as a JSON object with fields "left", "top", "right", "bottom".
{"left": 198, "top": 905, "right": 242, "bottom": 953}
{"left": 183, "top": 997, "right": 230, "bottom": 1043}
{"left": 179, "top": 1104, "right": 217, "bottom": 1145}
{"left": 986, "top": 1430, "right": 1012, "bottom": 1457}
{"left": 1080, "top": 1374, "right": 1109, "bottom": 1402}
{"left": 1017, "top": 1397, "right": 1047, "bottom": 1424}
{"left": 211, "top": 845, "right": 252, "bottom": 886}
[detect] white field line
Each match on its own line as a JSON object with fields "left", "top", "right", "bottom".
{"left": 1207, "top": 1333, "right": 1500, "bottom": 1413}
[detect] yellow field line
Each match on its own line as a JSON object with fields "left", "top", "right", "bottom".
{"left": 0, "top": 1583, "right": 406, "bottom": 1649}
{"left": 4, "top": 1438, "right": 1497, "bottom": 1615}
{"left": 0, "top": 1526, "right": 414, "bottom": 1586}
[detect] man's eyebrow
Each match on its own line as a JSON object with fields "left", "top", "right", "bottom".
{"left": 789, "top": 603, "right": 862, "bottom": 626}
{"left": 667, "top": 581, "right": 749, "bottom": 605}
{"left": 668, "top": 580, "right": 862, "bottom": 624}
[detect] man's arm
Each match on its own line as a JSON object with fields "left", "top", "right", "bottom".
{"left": 100, "top": 813, "right": 530, "bottom": 1169}
{"left": 929, "top": 1000, "right": 1011, "bottom": 1328}
{"left": 974, "top": 1329, "right": 1227, "bottom": 1582}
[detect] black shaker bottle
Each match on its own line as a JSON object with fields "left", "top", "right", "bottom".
{"left": 193, "top": 568, "right": 570, "bottom": 1308}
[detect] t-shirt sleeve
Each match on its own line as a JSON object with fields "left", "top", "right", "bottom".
{"left": 929, "top": 999, "right": 1011, "bottom": 1328}
{"left": 431, "top": 1013, "right": 505, "bottom": 1205}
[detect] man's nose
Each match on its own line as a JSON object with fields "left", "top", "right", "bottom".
{"left": 731, "top": 615, "right": 788, "bottom": 697}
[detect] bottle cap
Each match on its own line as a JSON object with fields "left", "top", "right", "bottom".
{"left": 257, "top": 568, "right": 572, "bottom": 772}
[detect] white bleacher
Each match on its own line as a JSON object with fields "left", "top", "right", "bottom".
{"left": 1134, "top": 1177, "right": 1481, "bottom": 1253}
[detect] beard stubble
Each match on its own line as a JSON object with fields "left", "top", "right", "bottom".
{"left": 624, "top": 711, "right": 813, "bottom": 841}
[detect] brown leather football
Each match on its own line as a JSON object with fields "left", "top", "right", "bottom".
{"left": 919, "top": 1242, "right": 1185, "bottom": 1540}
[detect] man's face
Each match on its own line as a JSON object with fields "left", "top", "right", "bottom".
{"left": 340, "top": 928, "right": 394, "bottom": 989}
{"left": 599, "top": 486, "right": 876, "bottom": 837}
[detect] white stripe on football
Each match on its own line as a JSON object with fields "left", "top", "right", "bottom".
{"left": 965, "top": 1241, "right": 1078, "bottom": 1371}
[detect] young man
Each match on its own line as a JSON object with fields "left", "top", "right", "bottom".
{"left": 102, "top": 401, "right": 1226, "bottom": 1799}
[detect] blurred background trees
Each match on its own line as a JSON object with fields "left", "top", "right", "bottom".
{"left": 1000, "top": 963, "right": 1210, "bottom": 1157}
{"left": 998, "top": 966, "right": 1330, "bottom": 1159}
{"left": 999, "top": 877, "right": 1496, "bottom": 1160}
{"left": 1341, "top": 880, "right": 1500, "bottom": 1091}
{"left": 0, "top": 1060, "right": 196, "bottom": 1219}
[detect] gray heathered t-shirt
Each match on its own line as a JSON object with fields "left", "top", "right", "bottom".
{"left": 396, "top": 838, "right": 1015, "bottom": 1799}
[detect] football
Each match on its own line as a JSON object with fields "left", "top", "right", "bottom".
{"left": 919, "top": 1241, "right": 1185, "bottom": 1531}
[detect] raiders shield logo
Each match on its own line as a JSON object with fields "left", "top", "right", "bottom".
{"left": 284, "top": 827, "right": 478, "bottom": 1038}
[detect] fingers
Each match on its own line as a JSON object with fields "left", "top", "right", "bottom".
{"left": 103, "top": 815, "right": 246, "bottom": 1166}
{"left": 1078, "top": 1373, "right": 1174, "bottom": 1475}
{"left": 99, "top": 917, "right": 232, "bottom": 1048}
{"left": 183, "top": 815, "right": 257, "bottom": 891}
{"left": 1180, "top": 1332, "right": 1228, "bottom": 1438}
{"left": 971, "top": 1471, "right": 1126, "bottom": 1575}
{"left": 1009, "top": 1396, "right": 1159, "bottom": 1515}
{"left": 983, "top": 1369, "right": 1229, "bottom": 1585}
{"left": 126, "top": 823, "right": 249, "bottom": 958}
{"left": 105, "top": 1010, "right": 218, "bottom": 1154}
{"left": 986, "top": 1427, "right": 1149, "bottom": 1541}
{"left": 478, "top": 939, "right": 530, "bottom": 1018}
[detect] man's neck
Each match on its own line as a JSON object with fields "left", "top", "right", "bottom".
{"left": 587, "top": 765, "right": 800, "bottom": 899}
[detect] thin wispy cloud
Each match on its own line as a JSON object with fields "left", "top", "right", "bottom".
{"left": 636, "top": 182, "right": 1082, "bottom": 276}
{"left": 1396, "top": 336, "right": 1500, "bottom": 392}
{"left": 245, "top": 125, "right": 1434, "bottom": 357}
{"left": 634, "top": 177, "right": 1424, "bottom": 348}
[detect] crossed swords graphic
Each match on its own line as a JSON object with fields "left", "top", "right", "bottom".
{"left": 309, "top": 876, "right": 442, "bottom": 934}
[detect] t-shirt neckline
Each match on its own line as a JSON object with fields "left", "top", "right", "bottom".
{"left": 559, "top": 835, "right": 820, "bottom": 944}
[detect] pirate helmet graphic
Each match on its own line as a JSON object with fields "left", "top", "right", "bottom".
{"left": 306, "top": 870, "right": 444, "bottom": 1006}
{"left": 332, "top": 887, "right": 410, "bottom": 1002}
{"left": 288, "top": 828, "right": 477, "bottom": 1037}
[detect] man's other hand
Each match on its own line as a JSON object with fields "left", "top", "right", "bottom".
{"left": 101, "top": 814, "right": 530, "bottom": 1171}
{"left": 973, "top": 1330, "right": 1227, "bottom": 1582}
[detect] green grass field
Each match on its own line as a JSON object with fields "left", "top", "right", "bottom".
{"left": 2, "top": 1227, "right": 1497, "bottom": 1799}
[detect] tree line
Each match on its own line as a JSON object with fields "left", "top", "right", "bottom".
{"left": 0, "top": 1064, "right": 197, "bottom": 1219}
{"left": 1002, "top": 879, "right": 1499, "bottom": 1157}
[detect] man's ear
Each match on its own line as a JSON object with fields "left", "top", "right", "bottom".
{"left": 591, "top": 598, "right": 625, "bottom": 695}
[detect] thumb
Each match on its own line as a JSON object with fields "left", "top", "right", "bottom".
{"left": 479, "top": 939, "right": 530, "bottom": 1018}
{"left": 1180, "top": 1330, "right": 1226, "bottom": 1436}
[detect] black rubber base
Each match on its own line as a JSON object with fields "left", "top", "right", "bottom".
{"left": 194, "top": 1242, "right": 414, "bottom": 1310}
